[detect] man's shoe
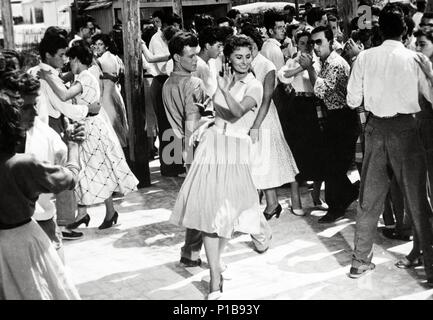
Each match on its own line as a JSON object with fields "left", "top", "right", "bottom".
{"left": 341, "top": 189, "right": 359, "bottom": 210}
{"left": 349, "top": 263, "right": 376, "bottom": 279}
{"left": 382, "top": 228, "right": 411, "bottom": 241}
{"left": 318, "top": 210, "right": 345, "bottom": 224}
{"left": 180, "top": 257, "right": 202, "bottom": 267}
{"left": 61, "top": 230, "right": 83, "bottom": 240}
{"left": 395, "top": 256, "right": 422, "bottom": 269}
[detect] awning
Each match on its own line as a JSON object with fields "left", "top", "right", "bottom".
{"left": 84, "top": 1, "right": 112, "bottom": 11}
{"left": 233, "top": 2, "right": 294, "bottom": 14}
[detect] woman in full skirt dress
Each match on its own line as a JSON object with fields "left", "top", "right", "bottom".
{"left": 242, "top": 26, "right": 302, "bottom": 219}
{"left": 170, "top": 35, "right": 264, "bottom": 300}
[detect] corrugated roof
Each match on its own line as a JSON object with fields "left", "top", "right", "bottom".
{"left": 84, "top": 1, "right": 112, "bottom": 11}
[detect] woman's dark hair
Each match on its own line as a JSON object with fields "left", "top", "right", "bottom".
{"left": 414, "top": 29, "right": 433, "bottom": 43}
{"left": 379, "top": 4, "right": 407, "bottom": 39}
{"left": 0, "top": 52, "right": 40, "bottom": 154}
{"left": 67, "top": 40, "right": 93, "bottom": 66}
{"left": 241, "top": 25, "right": 264, "bottom": 51}
{"left": 223, "top": 34, "right": 253, "bottom": 58}
{"left": 168, "top": 31, "right": 198, "bottom": 58}
{"left": 91, "top": 33, "right": 118, "bottom": 55}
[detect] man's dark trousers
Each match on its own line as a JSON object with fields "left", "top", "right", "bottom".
{"left": 353, "top": 114, "right": 433, "bottom": 280}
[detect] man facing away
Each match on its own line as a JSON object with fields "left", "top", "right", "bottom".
{"left": 346, "top": 4, "right": 433, "bottom": 284}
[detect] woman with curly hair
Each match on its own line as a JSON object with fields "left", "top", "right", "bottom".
{"left": 0, "top": 55, "right": 83, "bottom": 299}
{"left": 170, "top": 35, "right": 264, "bottom": 300}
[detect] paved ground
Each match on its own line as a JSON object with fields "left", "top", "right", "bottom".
{"left": 63, "top": 160, "right": 433, "bottom": 300}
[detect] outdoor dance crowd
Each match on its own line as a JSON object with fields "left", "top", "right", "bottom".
{"left": 2, "top": 0, "right": 433, "bottom": 300}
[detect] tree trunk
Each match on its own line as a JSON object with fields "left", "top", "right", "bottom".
{"left": 1, "top": 0, "right": 15, "bottom": 50}
{"left": 337, "top": 0, "right": 358, "bottom": 42}
{"left": 122, "top": 0, "right": 151, "bottom": 187}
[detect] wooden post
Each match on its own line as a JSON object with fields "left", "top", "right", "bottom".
{"left": 295, "top": 0, "right": 300, "bottom": 20}
{"left": 337, "top": 0, "right": 358, "bottom": 41}
{"left": 122, "top": 0, "right": 151, "bottom": 187}
{"left": 172, "top": 0, "right": 184, "bottom": 27}
{"left": 1, "top": 0, "right": 15, "bottom": 50}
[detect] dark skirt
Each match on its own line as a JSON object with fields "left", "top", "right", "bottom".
{"left": 273, "top": 85, "right": 326, "bottom": 181}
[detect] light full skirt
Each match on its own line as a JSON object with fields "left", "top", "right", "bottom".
{"left": 0, "top": 220, "right": 80, "bottom": 300}
{"left": 170, "top": 127, "right": 261, "bottom": 239}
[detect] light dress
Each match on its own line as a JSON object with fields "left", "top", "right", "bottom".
{"left": 170, "top": 73, "right": 263, "bottom": 238}
{"left": 97, "top": 51, "right": 129, "bottom": 147}
{"left": 73, "top": 70, "right": 138, "bottom": 205}
{"left": 250, "top": 53, "right": 299, "bottom": 189}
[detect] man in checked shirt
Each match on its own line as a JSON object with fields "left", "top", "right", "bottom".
{"left": 299, "top": 25, "right": 360, "bottom": 224}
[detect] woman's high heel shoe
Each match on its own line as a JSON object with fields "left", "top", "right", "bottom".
{"left": 290, "top": 207, "right": 306, "bottom": 216}
{"left": 66, "top": 214, "right": 90, "bottom": 229}
{"left": 207, "top": 275, "right": 224, "bottom": 300}
{"left": 98, "top": 212, "right": 118, "bottom": 230}
{"left": 263, "top": 204, "right": 282, "bottom": 221}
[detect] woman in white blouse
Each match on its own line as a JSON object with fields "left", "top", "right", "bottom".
{"left": 170, "top": 35, "right": 263, "bottom": 300}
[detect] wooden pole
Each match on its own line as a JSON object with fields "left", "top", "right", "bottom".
{"left": 1, "top": 0, "right": 15, "bottom": 50}
{"left": 172, "top": 0, "right": 184, "bottom": 28}
{"left": 295, "top": 0, "right": 300, "bottom": 20}
{"left": 337, "top": 0, "right": 358, "bottom": 41}
{"left": 122, "top": 0, "right": 151, "bottom": 187}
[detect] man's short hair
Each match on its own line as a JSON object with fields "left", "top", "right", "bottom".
{"left": 227, "top": 9, "right": 241, "bottom": 20}
{"left": 311, "top": 26, "right": 334, "bottom": 43}
{"left": 216, "top": 26, "right": 235, "bottom": 42}
{"left": 307, "top": 7, "right": 326, "bottom": 26}
{"left": 75, "top": 15, "right": 94, "bottom": 32}
{"left": 39, "top": 35, "right": 68, "bottom": 62}
{"left": 194, "top": 14, "right": 215, "bottom": 33}
{"left": 379, "top": 4, "right": 406, "bottom": 39}
{"left": 241, "top": 25, "right": 264, "bottom": 51}
{"left": 168, "top": 31, "right": 198, "bottom": 58}
{"left": 198, "top": 26, "right": 220, "bottom": 49}
{"left": 44, "top": 26, "right": 68, "bottom": 38}
{"left": 263, "top": 10, "right": 285, "bottom": 32}
{"left": 217, "top": 16, "right": 234, "bottom": 27}
{"left": 284, "top": 5, "right": 296, "bottom": 16}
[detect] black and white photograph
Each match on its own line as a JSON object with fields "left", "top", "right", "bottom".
{"left": 1, "top": 0, "right": 433, "bottom": 306}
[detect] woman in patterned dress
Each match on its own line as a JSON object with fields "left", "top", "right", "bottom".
{"left": 170, "top": 35, "right": 263, "bottom": 300}
{"left": 241, "top": 26, "right": 301, "bottom": 220}
{"left": 38, "top": 41, "right": 138, "bottom": 230}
